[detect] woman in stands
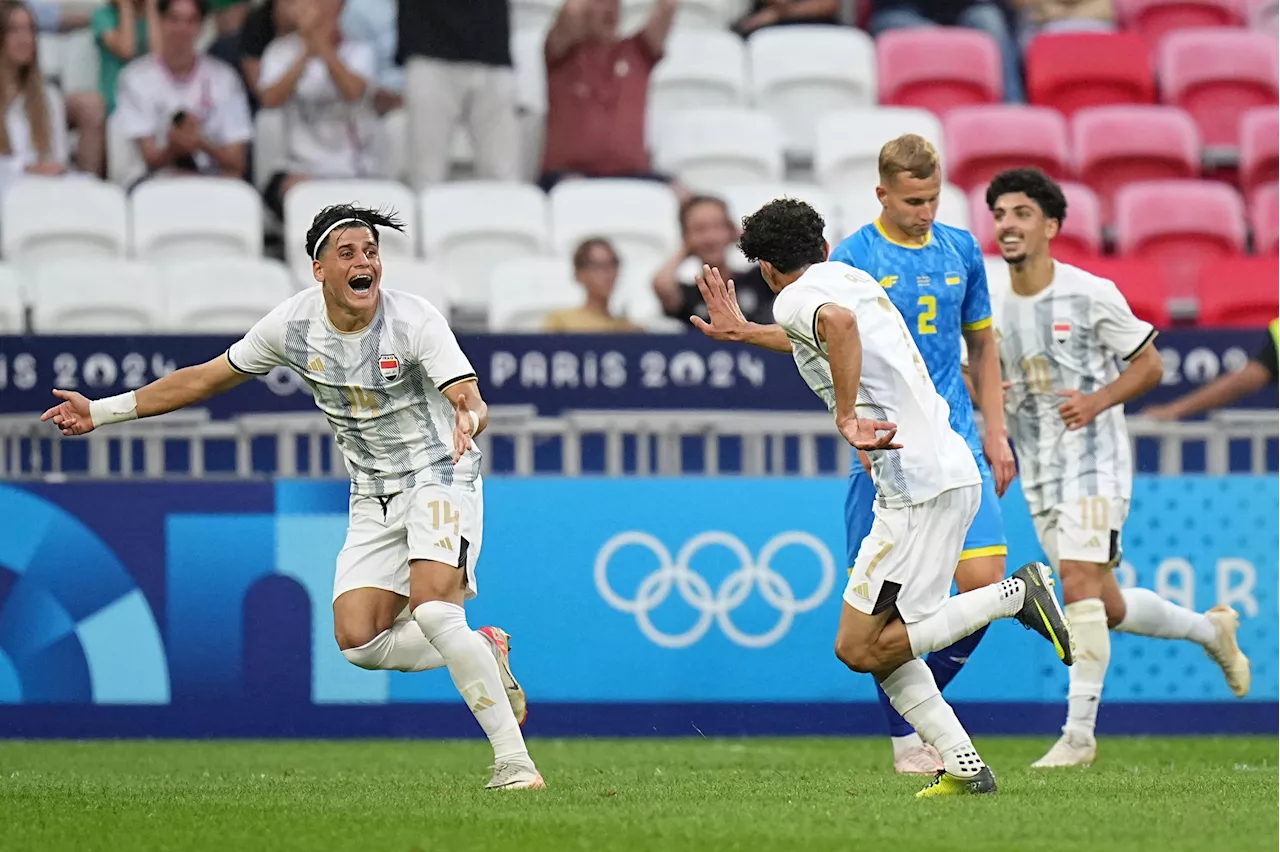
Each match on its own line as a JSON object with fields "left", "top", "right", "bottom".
{"left": 0, "top": 0, "right": 69, "bottom": 188}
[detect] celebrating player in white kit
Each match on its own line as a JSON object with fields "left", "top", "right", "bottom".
{"left": 41, "top": 205, "right": 544, "bottom": 791}
{"left": 985, "top": 169, "right": 1252, "bottom": 768}
{"left": 712, "top": 198, "right": 1075, "bottom": 797}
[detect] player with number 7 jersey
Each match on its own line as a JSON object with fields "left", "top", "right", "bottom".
{"left": 39, "top": 204, "right": 544, "bottom": 791}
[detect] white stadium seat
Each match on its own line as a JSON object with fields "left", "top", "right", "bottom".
{"left": 549, "top": 179, "right": 680, "bottom": 277}
{"left": 420, "top": 181, "right": 549, "bottom": 312}
{"left": 835, "top": 181, "right": 969, "bottom": 236}
{"left": 2, "top": 177, "right": 128, "bottom": 259}
{"left": 283, "top": 179, "right": 419, "bottom": 282}
{"left": 131, "top": 177, "right": 264, "bottom": 260}
{"left": 487, "top": 256, "right": 584, "bottom": 332}
{"left": 159, "top": 258, "right": 293, "bottom": 333}
{"left": 747, "top": 25, "right": 876, "bottom": 158}
{"left": 622, "top": 0, "right": 741, "bottom": 32}
{"left": 31, "top": 260, "right": 163, "bottom": 333}
{"left": 813, "top": 106, "right": 945, "bottom": 197}
{"left": 718, "top": 182, "right": 841, "bottom": 244}
{"left": 653, "top": 107, "right": 784, "bottom": 190}
{"left": 253, "top": 108, "right": 288, "bottom": 190}
{"left": 650, "top": 29, "right": 747, "bottom": 114}
{"left": 377, "top": 258, "right": 454, "bottom": 317}
{"left": 0, "top": 265, "right": 23, "bottom": 334}
{"left": 59, "top": 27, "right": 99, "bottom": 96}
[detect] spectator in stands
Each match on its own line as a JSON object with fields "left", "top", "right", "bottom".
{"left": 213, "top": 0, "right": 297, "bottom": 109}
{"left": 539, "top": 0, "right": 676, "bottom": 193}
{"left": 0, "top": 0, "right": 70, "bottom": 187}
{"left": 544, "top": 237, "right": 641, "bottom": 333}
{"left": 399, "top": 0, "right": 520, "bottom": 187}
{"left": 340, "top": 0, "right": 400, "bottom": 115}
{"left": 870, "top": 0, "right": 1026, "bottom": 103}
{"left": 114, "top": 0, "right": 252, "bottom": 182}
{"left": 1143, "top": 320, "right": 1278, "bottom": 420}
{"left": 258, "top": 0, "right": 376, "bottom": 218}
{"left": 1010, "top": 0, "right": 1115, "bottom": 46}
{"left": 209, "top": 0, "right": 249, "bottom": 37}
{"left": 94, "top": 0, "right": 162, "bottom": 114}
{"left": 28, "top": 1, "right": 92, "bottom": 32}
{"left": 652, "top": 195, "right": 776, "bottom": 326}
{"left": 25, "top": 1, "right": 106, "bottom": 177}
{"left": 734, "top": 0, "right": 842, "bottom": 35}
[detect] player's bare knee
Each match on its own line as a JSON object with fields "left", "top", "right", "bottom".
{"left": 834, "top": 635, "right": 876, "bottom": 674}
{"left": 1059, "top": 560, "right": 1106, "bottom": 603}
{"left": 408, "top": 558, "right": 466, "bottom": 610}
{"left": 333, "top": 619, "right": 381, "bottom": 652}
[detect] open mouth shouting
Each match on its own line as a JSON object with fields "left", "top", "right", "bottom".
{"left": 348, "top": 274, "right": 374, "bottom": 294}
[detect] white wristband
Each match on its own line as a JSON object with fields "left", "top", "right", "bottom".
{"left": 467, "top": 409, "right": 480, "bottom": 434}
{"left": 88, "top": 391, "right": 139, "bottom": 428}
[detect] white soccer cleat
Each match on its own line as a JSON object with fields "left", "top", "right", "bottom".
{"left": 486, "top": 759, "right": 546, "bottom": 791}
{"left": 1031, "top": 732, "right": 1097, "bottom": 768}
{"left": 1204, "top": 605, "right": 1251, "bottom": 698}
{"left": 895, "top": 742, "right": 945, "bottom": 776}
{"left": 477, "top": 626, "right": 528, "bottom": 725}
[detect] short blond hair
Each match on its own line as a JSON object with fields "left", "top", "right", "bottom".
{"left": 878, "top": 134, "right": 940, "bottom": 184}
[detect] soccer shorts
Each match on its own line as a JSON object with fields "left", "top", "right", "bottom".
{"left": 1032, "top": 496, "right": 1129, "bottom": 570}
{"left": 332, "top": 478, "right": 484, "bottom": 603}
{"left": 844, "top": 460, "right": 1006, "bottom": 569}
{"left": 844, "top": 484, "right": 982, "bottom": 623}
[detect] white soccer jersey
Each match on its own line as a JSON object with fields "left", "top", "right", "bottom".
{"left": 773, "top": 261, "right": 981, "bottom": 509}
{"left": 991, "top": 260, "right": 1157, "bottom": 516}
{"left": 226, "top": 288, "right": 481, "bottom": 496}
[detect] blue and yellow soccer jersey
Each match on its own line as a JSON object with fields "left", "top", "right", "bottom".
{"left": 830, "top": 220, "right": 992, "bottom": 467}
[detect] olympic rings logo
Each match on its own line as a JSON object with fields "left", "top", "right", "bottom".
{"left": 594, "top": 531, "right": 836, "bottom": 649}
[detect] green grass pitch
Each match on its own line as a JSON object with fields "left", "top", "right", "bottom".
{"left": 2, "top": 737, "right": 1275, "bottom": 852}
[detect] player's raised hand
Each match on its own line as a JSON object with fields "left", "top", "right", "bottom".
{"left": 451, "top": 396, "right": 477, "bottom": 463}
{"left": 1057, "top": 389, "right": 1100, "bottom": 431}
{"left": 839, "top": 418, "right": 902, "bottom": 452}
{"left": 691, "top": 264, "right": 750, "bottom": 342}
{"left": 40, "top": 389, "right": 95, "bottom": 436}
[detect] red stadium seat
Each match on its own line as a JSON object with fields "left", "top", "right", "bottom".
{"left": 943, "top": 106, "right": 1071, "bottom": 192}
{"left": 1251, "top": 183, "right": 1278, "bottom": 254}
{"left": 1158, "top": 29, "right": 1279, "bottom": 149}
{"left": 1025, "top": 33, "right": 1156, "bottom": 118}
{"left": 1070, "top": 257, "right": 1171, "bottom": 327}
{"left": 969, "top": 182, "right": 1103, "bottom": 265}
{"left": 1196, "top": 257, "right": 1280, "bottom": 326}
{"left": 1115, "top": 0, "right": 1246, "bottom": 47}
{"left": 876, "top": 28, "right": 1002, "bottom": 116}
{"left": 1072, "top": 105, "right": 1201, "bottom": 224}
{"left": 1239, "top": 108, "right": 1279, "bottom": 198}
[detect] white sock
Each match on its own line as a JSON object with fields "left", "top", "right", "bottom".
{"left": 342, "top": 620, "right": 446, "bottom": 672}
{"left": 413, "top": 601, "right": 529, "bottom": 763}
{"left": 1063, "top": 598, "right": 1109, "bottom": 740}
{"left": 905, "top": 578, "right": 1025, "bottom": 657}
{"left": 1115, "top": 587, "right": 1216, "bottom": 646}
{"left": 880, "top": 659, "right": 985, "bottom": 778}
{"left": 891, "top": 732, "right": 925, "bottom": 759}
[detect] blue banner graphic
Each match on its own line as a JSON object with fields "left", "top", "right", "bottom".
{"left": 1, "top": 330, "right": 1274, "bottom": 416}
{"left": 0, "top": 476, "right": 1274, "bottom": 737}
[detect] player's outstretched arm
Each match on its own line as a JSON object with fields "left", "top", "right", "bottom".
{"left": 41, "top": 355, "right": 252, "bottom": 436}
{"left": 444, "top": 379, "right": 488, "bottom": 463}
{"left": 691, "top": 264, "right": 792, "bottom": 353}
{"left": 1143, "top": 360, "right": 1271, "bottom": 420}
{"left": 963, "top": 325, "right": 1016, "bottom": 495}
{"left": 817, "top": 304, "right": 901, "bottom": 452}
{"left": 1059, "top": 341, "right": 1163, "bottom": 431}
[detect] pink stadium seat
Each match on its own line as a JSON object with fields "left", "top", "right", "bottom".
{"left": 1072, "top": 258, "right": 1172, "bottom": 327}
{"left": 1251, "top": 183, "right": 1278, "bottom": 254}
{"left": 1116, "top": 0, "right": 1246, "bottom": 47}
{"left": 876, "top": 28, "right": 1002, "bottom": 116}
{"left": 943, "top": 106, "right": 1071, "bottom": 192}
{"left": 1072, "top": 106, "right": 1201, "bottom": 224}
{"left": 1026, "top": 33, "right": 1156, "bottom": 118}
{"left": 1239, "top": 108, "right": 1279, "bottom": 198}
{"left": 1196, "top": 257, "right": 1280, "bottom": 326}
{"left": 1158, "top": 29, "right": 1279, "bottom": 149}
{"left": 969, "top": 182, "right": 1102, "bottom": 265}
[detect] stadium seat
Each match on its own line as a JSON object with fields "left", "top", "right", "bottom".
{"left": 650, "top": 29, "right": 747, "bottom": 114}
{"left": 252, "top": 108, "right": 288, "bottom": 191}
{"left": 131, "top": 177, "right": 265, "bottom": 260}
{"left": 812, "top": 106, "right": 944, "bottom": 197}
{"left": 836, "top": 182, "right": 970, "bottom": 236}
{"left": 549, "top": 179, "right": 680, "bottom": 277}
{"left": 1238, "top": 108, "right": 1279, "bottom": 198}
{"left": 1250, "top": 182, "right": 1278, "bottom": 254}
{"left": 378, "top": 258, "right": 454, "bottom": 315}
{"left": 746, "top": 25, "right": 876, "bottom": 157}
{"left": 419, "top": 182, "right": 549, "bottom": 313}
{"left": 0, "top": 265, "right": 22, "bottom": 334}
{"left": 1115, "top": 0, "right": 1245, "bottom": 47}
{"left": 1158, "top": 29, "right": 1279, "bottom": 149}
{"left": 1071, "top": 106, "right": 1201, "bottom": 224}
{"left": 159, "top": 258, "right": 293, "bottom": 333}
{"left": 622, "top": 0, "right": 739, "bottom": 31}
{"left": 875, "top": 28, "right": 1002, "bottom": 116}
{"left": 377, "top": 108, "right": 409, "bottom": 184}
{"left": 283, "top": 180, "right": 419, "bottom": 283}
{"left": 719, "top": 182, "right": 840, "bottom": 244}
{"left": 652, "top": 107, "right": 784, "bottom": 190}
{"left": 1246, "top": 0, "right": 1279, "bottom": 32}
{"left": 1, "top": 177, "right": 128, "bottom": 259}
{"left": 31, "top": 260, "right": 163, "bottom": 333}
{"left": 1025, "top": 33, "right": 1156, "bottom": 118}
{"left": 943, "top": 106, "right": 1071, "bottom": 192}
{"left": 1196, "top": 257, "right": 1280, "bottom": 326}
{"left": 487, "top": 256, "right": 585, "bottom": 332}
{"left": 969, "top": 181, "right": 1103, "bottom": 265}
{"left": 1069, "top": 257, "right": 1171, "bottom": 327}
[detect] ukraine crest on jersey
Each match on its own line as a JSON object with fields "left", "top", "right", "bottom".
{"left": 830, "top": 219, "right": 992, "bottom": 468}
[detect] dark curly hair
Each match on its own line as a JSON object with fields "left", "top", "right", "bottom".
{"left": 738, "top": 199, "right": 827, "bottom": 274}
{"left": 306, "top": 204, "right": 406, "bottom": 261}
{"left": 985, "top": 168, "right": 1068, "bottom": 225}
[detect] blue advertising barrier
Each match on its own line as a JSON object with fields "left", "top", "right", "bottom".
{"left": 1, "top": 330, "right": 1275, "bottom": 416}
{"left": 0, "top": 476, "right": 1275, "bottom": 738}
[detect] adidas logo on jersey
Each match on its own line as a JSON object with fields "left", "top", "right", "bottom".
{"left": 850, "top": 582, "right": 870, "bottom": 600}
{"left": 1084, "top": 535, "right": 1102, "bottom": 549}
{"left": 307, "top": 357, "right": 324, "bottom": 372}
{"left": 435, "top": 537, "right": 454, "bottom": 551}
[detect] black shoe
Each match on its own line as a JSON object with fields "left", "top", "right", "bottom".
{"left": 1011, "top": 561, "right": 1075, "bottom": 666}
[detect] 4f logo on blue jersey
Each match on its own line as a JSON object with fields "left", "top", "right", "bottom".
{"left": 879, "top": 275, "right": 898, "bottom": 289}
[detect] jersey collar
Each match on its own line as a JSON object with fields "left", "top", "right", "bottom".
{"left": 875, "top": 217, "right": 932, "bottom": 249}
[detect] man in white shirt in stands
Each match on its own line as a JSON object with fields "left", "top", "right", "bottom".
{"left": 702, "top": 198, "right": 1075, "bottom": 797}
{"left": 41, "top": 204, "right": 545, "bottom": 792}
{"left": 114, "top": 0, "right": 252, "bottom": 182}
